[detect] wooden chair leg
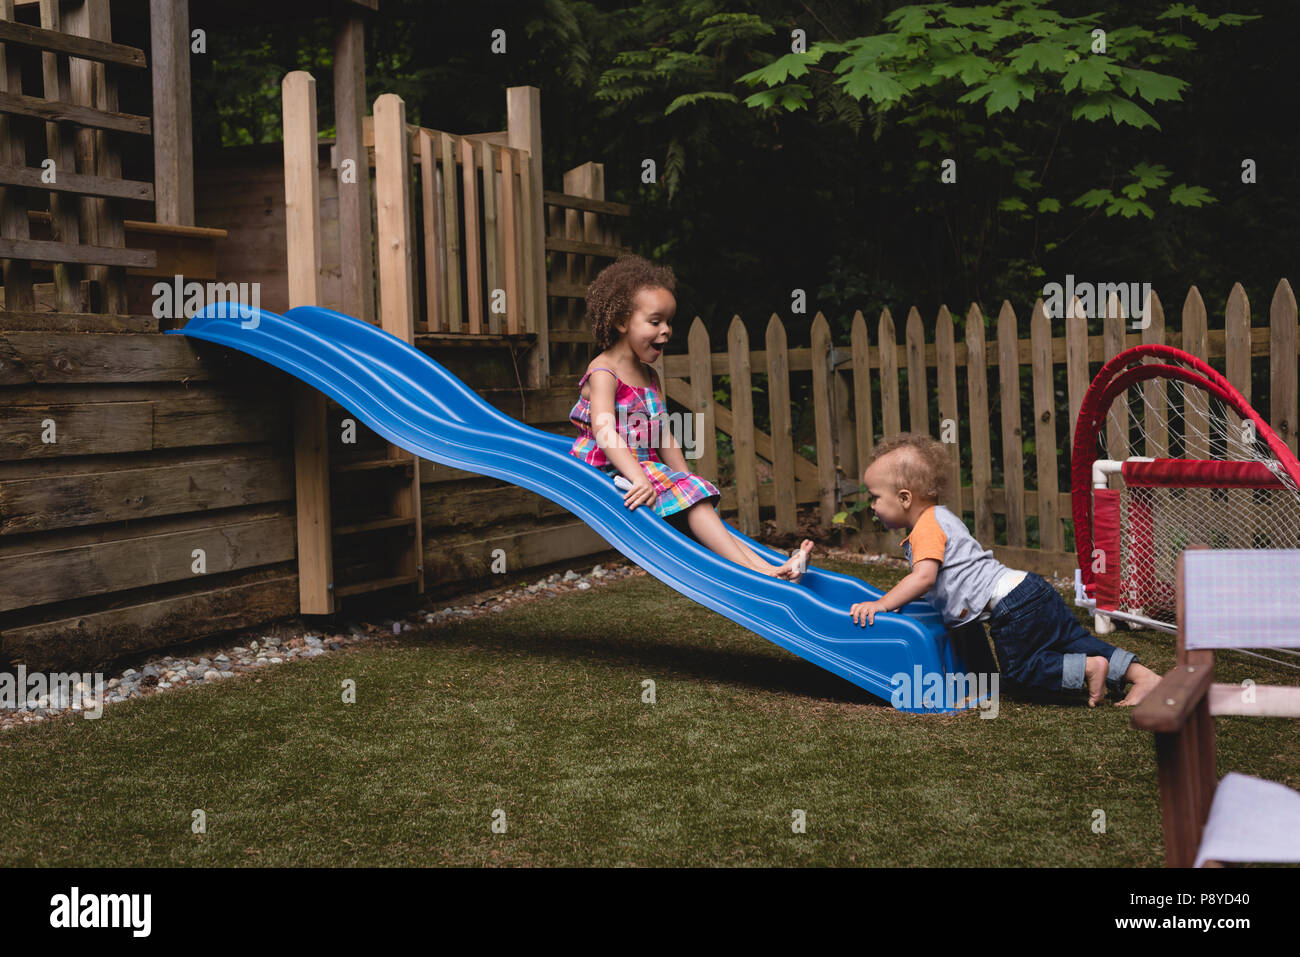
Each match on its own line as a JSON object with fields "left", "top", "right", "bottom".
{"left": 1192, "top": 695, "right": 1217, "bottom": 825}
{"left": 1154, "top": 727, "right": 1203, "bottom": 868}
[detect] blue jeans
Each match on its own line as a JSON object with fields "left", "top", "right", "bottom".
{"left": 973, "top": 572, "right": 1136, "bottom": 693}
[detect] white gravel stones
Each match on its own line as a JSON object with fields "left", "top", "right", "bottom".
{"left": 3, "top": 559, "right": 639, "bottom": 730}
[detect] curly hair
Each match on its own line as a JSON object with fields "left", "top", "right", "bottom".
{"left": 585, "top": 255, "right": 676, "bottom": 351}
{"left": 868, "top": 432, "right": 952, "bottom": 502}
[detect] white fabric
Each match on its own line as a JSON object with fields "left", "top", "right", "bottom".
{"left": 985, "top": 568, "right": 1028, "bottom": 612}
{"left": 1195, "top": 772, "right": 1300, "bottom": 867}
{"left": 1183, "top": 549, "right": 1300, "bottom": 650}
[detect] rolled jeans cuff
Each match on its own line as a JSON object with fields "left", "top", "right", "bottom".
{"left": 1062, "top": 653, "right": 1086, "bottom": 690}
{"left": 1107, "top": 649, "right": 1136, "bottom": 688}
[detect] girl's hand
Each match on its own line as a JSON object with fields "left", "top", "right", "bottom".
{"left": 623, "top": 474, "right": 656, "bottom": 511}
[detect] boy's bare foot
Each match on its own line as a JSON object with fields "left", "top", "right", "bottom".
{"left": 1116, "top": 663, "right": 1162, "bottom": 707}
{"left": 1084, "top": 655, "right": 1109, "bottom": 707}
{"left": 775, "top": 539, "right": 815, "bottom": 582}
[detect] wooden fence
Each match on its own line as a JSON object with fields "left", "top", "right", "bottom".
{"left": 361, "top": 90, "right": 631, "bottom": 392}
{"left": 365, "top": 114, "right": 539, "bottom": 338}
{"left": 662, "top": 279, "right": 1298, "bottom": 577}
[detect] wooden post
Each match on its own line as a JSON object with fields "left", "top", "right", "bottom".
{"left": 497, "top": 147, "right": 518, "bottom": 334}
{"left": 765, "top": 314, "right": 797, "bottom": 534}
{"left": 832, "top": 331, "right": 858, "bottom": 527}
{"left": 810, "top": 312, "right": 837, "bottom": 527}
{"left": 905, "top": 307, "right": 928, "bottom": 434}
{"left": 1270, "top": 279, "right": 1298, "bottom": 456}
{"left": 997, "top": 301, "right": 1025, "bottom": 547}
{"left": 850, "top": 310, "right": 877, "bottom": 549}
{"left": 440, "top": 132, "right": 462, "bottom": 332}
{"left": 507, "top": 85, "right": 548, "bottom": 388}
{"left": 373, "top": 93, "right": 416, "bottom": 342}
{"left": 1065, "top": 297, "right": 1089, "bottom": 450}
{"left": 1224, "top": 283, "right": 1251, "bottom": 548}
{"left": 482, "top": 142, "right": 499, "bottom": 334}
{"left": 562, "top": 161, "right": 604, "bottom": 376}
{"left": 282, "top": 70, "right": 333, "bottom": 614}
{"left": 39, "top": 0, "right": 83, "bottom": 313}
{"left": 1030, "top": 298, "right": 1061, "bottom": 551}
{"left": 460, "top": 137, "right": 483, "bottom": 334}
{"left": 333, "top": 15, "right": 374, "bottom": 323}
{"left": 1142, "top": 289, "right": 1169, "bottom": 458}
{"left": 67, "top": 0, "right": 125, "bottom": 313}
{"left": 419, "top": 128, "right": 443, "bottom": 332}
{"left": 878, "top": 308, "right": 900, "bottom": 436}
{"left": 368, "top": 92, "right": 424, "bottom": 592}
{"left": 965, "top": 304, "right": 994, "bottom": 543}
{"left": 935, "top": 306, "right": 961, "bottom": 515}
{"left": 1183, "top": 287, "right": 1210, "bottom": 527}
{"left": 149, "top": 0, "right": 194, "bottom": 225}
{"left": 1103, "top": 292, "right": 1126, "bottom": 462}
{"left": 727, "top": 315, "right": 759, "bottom": 535}
{"left": 517, "top": 146, "right": 537, "bottom": 335}
{"left": 688, "top": 317, "right": 717, "bottom": 485}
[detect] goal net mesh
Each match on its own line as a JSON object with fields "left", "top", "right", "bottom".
{"left": 1097, "top": 376, "right": 1300, "bottom": 625}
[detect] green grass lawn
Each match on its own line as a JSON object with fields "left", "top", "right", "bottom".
{"left": 2, "top": 559, "right": 1296, "bottom": 867}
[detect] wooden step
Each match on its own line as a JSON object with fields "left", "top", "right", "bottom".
{"left": 335, "top": 573, "right": 420, "bottom": 598}
{"left": 334, "top": 515, "right": 416, "bottom": 536}
{"left": 332, "top": 457, "right": 415, "bottom": 474}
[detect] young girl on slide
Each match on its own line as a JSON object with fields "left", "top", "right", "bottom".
{"left": 568, "top": 256, "right": 814, "bottom": 581}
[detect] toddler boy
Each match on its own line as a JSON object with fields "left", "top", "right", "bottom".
{"left": 849, "top": 433, "right": 1161, "bottom": 706}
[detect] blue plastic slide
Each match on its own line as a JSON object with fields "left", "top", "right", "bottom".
{"left": 169, "top": 305, "right": 990, "bottom": 713}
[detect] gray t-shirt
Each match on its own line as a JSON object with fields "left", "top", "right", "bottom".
{"left": 901, "top": 505, "right": 1011, "bottom": 626}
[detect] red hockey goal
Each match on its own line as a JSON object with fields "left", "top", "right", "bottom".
{"left": 1071, "top": 345, "right": 1300, "bottom": 632}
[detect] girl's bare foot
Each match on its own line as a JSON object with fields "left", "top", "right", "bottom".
{"left": 1117, "top": 663, "right": 1162, "bottom": 707}
{"left": 775, "top": 539, "right": 815, "bottom": 582}
{"left": 1084, "top": 655, "right": 1109, "bottom": 707}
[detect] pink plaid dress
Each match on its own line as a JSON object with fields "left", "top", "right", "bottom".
{"left": 569, "top": 366, "right": 720, "bottom": 520}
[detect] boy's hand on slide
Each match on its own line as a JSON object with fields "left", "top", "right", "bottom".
{"left": 850, "top": 600, "right": 888, "bottom": 626}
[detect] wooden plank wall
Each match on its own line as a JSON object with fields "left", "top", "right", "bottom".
{"left": 0, "top": 324, "right": 621, "bottom": 669}
{"left": 195, "top": 144, "right": 342, "bottom": 315}
{"left": 2, "top": 146, "right": 621, "bottom": 669}
{"left": 0, "top": 329, "right": 300, "bottom": 669}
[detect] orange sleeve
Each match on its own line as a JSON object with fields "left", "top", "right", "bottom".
{"left": 907, "top": 510, "right": 947, "bottom": 565}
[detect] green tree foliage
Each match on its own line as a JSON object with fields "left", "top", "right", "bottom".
{"left": 592, "top": 0, "right": 1258, "bottom": 317}
{"left": 729, "top": 2, "right": 1255, "bottom": 223}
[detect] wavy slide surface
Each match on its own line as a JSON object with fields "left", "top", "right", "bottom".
{"left": 169, "top": 305, "right": 988, "bottom": 712}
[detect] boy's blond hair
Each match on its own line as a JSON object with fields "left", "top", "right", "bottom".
{"left": 868, "top": 432, "right": 951, "bottom": 502}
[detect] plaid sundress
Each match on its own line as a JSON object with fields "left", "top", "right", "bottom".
{"left": 569, "top": 366, "right": 721, "bottom": 520}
